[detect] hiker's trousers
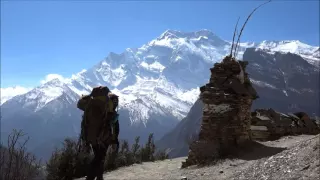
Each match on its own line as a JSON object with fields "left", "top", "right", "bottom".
{"left": 86, "top": 139, "right": 119, "bottom": 180}
{"left": 86, "top": 144, "right": 108, "bottom": 180}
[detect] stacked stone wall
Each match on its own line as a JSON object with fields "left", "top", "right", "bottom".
{"left": 250, "top": 109, "right": 320, "bottom": 141}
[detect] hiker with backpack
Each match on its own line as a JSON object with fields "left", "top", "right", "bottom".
{"left": 77, "top": 86, "right": 120, "bottom": 180}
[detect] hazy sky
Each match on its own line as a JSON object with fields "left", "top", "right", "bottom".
{"left": 1, "top": 0, "right": 319, "bottom": 87}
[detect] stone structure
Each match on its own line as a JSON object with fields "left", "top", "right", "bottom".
{"left": 250, "top": 109, "right": 320, "bottom": 141}
{"left": 182, "top": 56, "right": 258, "bottom": 168}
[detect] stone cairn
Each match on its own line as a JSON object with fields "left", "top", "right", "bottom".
{"left": 182, "top": 56, "right": 258, "bottom": 168}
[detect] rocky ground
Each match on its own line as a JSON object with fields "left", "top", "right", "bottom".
{"left": 77, "top": 134, "right": 319, "bottom": 180}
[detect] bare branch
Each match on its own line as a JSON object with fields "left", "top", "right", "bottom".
{"left": 230, "top": 17, "right": 240, "bottom": 57}
{"left": 233, "top": 28, "right": 240, "bottom": 58}
{"left": 0, "top": 129, "right": 41, "bottom": 180}
{"left": 234, "top": 0, "right": 272, "bottom": 57}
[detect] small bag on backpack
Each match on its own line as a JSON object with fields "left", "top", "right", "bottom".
{"left": 77, "top": 95, "right": 91, "bottom": 111}
{"left": 77, "top": 86, "right": 111, "bottom": 111}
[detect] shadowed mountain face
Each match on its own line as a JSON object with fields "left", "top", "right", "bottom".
{"left": 156, "top": 48, "right": 320, "bottom": 158}
{"left": 245, "top": 48, "right": 319, "bottom": 115}
{"left": 156, "top": 99, "right": 203, "bottom": 158}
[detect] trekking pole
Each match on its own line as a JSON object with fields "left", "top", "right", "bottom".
{"left": 77, "top": 134, "right": 83, "bottom": 153}
{"left": 72, "top": 134, "right": 82, "bottom": 178}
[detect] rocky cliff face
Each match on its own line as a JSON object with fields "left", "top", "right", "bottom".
{"left": 245, "top": 48, "right": 319, "bottom": 115}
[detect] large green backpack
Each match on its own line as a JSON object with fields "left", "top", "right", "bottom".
{"left": 77, "top": 86, "right": 112, "bottom": 146}
{"left": 77, "top": 86, "right": 110, "bottom": 111}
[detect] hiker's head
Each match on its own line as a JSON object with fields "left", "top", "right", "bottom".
{"left": 108, "top": 92, "right": 119, "bottom": 111}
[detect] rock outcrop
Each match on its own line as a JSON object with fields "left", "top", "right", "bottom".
{"left": 182, "top": 56, "right": 258, "bottom": 168}
{"left": 250, "top": 109, "right": 320, "bottom": 141}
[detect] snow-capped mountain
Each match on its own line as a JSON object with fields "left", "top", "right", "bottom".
{"left": 1, "top": 29, "right": 319, "bottom": 160}
{"left": 254, "top": 40, "right": 319, "bottom": 66}
{"left": 157, "top": 47, "right": 320, "bottom": 158}
{"left": 3, "top": 30, "right": 318, "bottom": 115}
{"left": 0, "top": 86, "right": 32, "bottom": 104}
{"left": 14, "top": 78, "right": 79, "bottom": 112}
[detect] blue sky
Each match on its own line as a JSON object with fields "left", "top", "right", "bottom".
{"left": 1, "top": 0, "right": 319, "bottom": 88}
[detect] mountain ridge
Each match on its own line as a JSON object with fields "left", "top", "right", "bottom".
{"left": 2, "top": 30, "right": 318, "bottom": 107}
{"left": 1, "top": 29, "right": 319, "bottom": 160}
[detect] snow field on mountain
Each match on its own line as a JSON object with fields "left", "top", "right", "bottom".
{"left": 2, "top": 30, "right": 319, "bottom": 125}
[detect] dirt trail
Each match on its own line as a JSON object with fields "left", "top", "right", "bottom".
{"left": 76, "top": 134, "right": 319, "bottom": 180}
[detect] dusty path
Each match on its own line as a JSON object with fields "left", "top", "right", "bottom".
{"left": 76, "top": 134, "right": 318, "bottom": 180}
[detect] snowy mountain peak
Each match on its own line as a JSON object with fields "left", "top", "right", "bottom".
{"left": 0, "top": 86, "right": 32, "bottom": 105}
{"left": 194, "top": 29, "right": 215, "bottom": 35}
{"left": 257, "top": 40, "right": 318, "bottom": 54}
{"left": 255, "top": 40, "right": 319, "bottom": 66}
{"left": 11, "top": 78, "right": 79, "bottom": 112}
{"left": 70, "top": 69, "right": 87, "bottom": 81}
{"left": 158, "top": 29, "right": 182, "bottom": 39}
{"left": 158, "top": 29, "right": 221, "bottom": 41}
{"left": 45, "top": 78, "right": 65, "bottom": 86}
{"left": 313, "top": 48, "right": 320, "bottom": 58}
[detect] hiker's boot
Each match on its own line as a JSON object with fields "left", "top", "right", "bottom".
{"left": 107, "top": 163, "right": 116, "bottom": 171}
{"left": 96, "top": 174, "right": 104, "bottom": 180}
{"left": 85, "top": 175, "right": 95, "bottom": 180}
